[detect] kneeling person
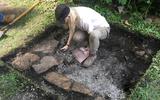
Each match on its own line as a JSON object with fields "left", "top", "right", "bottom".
{"left": 55, "top": 4, "right": 110, "bottom": 67}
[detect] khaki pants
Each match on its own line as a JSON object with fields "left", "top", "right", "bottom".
{"left": 73, "top": 27, "right": 110, "bottom": 54}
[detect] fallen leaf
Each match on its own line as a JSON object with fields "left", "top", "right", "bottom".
{"left": 124, "top": 20, "right": 131, "bottom": 26}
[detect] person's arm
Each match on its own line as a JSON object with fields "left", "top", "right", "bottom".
{"left": 61, "top": 15, "right": 76, "bottom": 51}
{"left": 66, "top": 16, "right": 76, "bottom": 46}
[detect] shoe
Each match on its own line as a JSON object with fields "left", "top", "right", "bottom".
{"left": 83, "top": 54, "right": 97, "bottom": 67}
{"left": 4, "top": 14, "right": 15, "bottom": 23}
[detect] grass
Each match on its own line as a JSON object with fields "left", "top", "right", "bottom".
{"left": 93, "top": 5, "right": 160, "bottom": 39}
{"left": 129, "top": 51, "right": 160, "bottom": 100}
{"left": 0, "top": 61, "right": 28, "bottom": 100}
{"left": 0, "top": 0, "right": 59, "bottom": 57}
{"left": 0, "top": 72, "right": 28, "bottom": 100}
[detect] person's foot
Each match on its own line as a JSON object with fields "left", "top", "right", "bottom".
{"left": 83, "top": 54, "right": 97, "bottom": 67}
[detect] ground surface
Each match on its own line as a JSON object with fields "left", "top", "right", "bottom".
{"left": 0, "top": 0, "right": 160, "bottom": 100}
{"left": 4, "top": 25, "right": 160, "bottom": 100}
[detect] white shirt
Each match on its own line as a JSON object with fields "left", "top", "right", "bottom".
{"left": 72, "top": 6, "right": 110, "bottom": 33}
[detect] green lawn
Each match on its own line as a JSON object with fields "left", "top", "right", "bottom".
{"left": 0, "top": 60, "right": 28, "bottom": 100}
{"left": 0, "top": 72, "right": 28, "bottom": 100}
{"left": 0, "top": 0, "right": 59, "bottom": 57}
{"left": 93, "top": 5, "right": 160, "bottom": 39}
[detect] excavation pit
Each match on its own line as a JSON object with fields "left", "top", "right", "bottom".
{"left": 3, "top": 25, "right": 160, "bottom": 100}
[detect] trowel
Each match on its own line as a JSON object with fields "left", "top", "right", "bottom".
{"left": 0, "top": 0, "right": 41, "bottom": 38}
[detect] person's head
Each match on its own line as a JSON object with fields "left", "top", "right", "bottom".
{"left": 55, "top": 4, "right": 70, "bottom": 27}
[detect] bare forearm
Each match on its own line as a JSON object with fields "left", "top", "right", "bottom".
{"left": 66, "top": 21, "right": 75, "bottom": 46}
{"left": 65, "top": 11, "right": 76, "bottom": 46}
{"left": 66, "top": 31, "right": 74, "bottom": 46}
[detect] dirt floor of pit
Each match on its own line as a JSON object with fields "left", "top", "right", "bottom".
{"left": 10, "top": 85, "right": 58, "bottom": 100}
{"left": 3, "top": 25, "right": 160, "bottom": 100}
{"left": 11, "top": 84, "right": 91, "bottom": 100}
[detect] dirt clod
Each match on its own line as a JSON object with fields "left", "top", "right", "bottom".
{"left": 135, "top": 50, "right": 145, "bottom": 56}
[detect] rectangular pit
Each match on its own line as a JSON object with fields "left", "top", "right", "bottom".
{"left": 2, "top": 24, "right": 160, "bottom": 100}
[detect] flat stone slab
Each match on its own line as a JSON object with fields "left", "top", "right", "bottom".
{"left": 32, "top": 56, "right": 63, "bottom": 74}
{"left": 12, "top": 53, "right": 40, "bottom": 71}
{"left": 32, "top": 38, "right": 59, "bottom": 54}
{"left": 71, "top": 82, "right": 93, "bottom": 96}
{"left": 44, "top": 72, "right": 72, "bottom": 90}
{"left": 44, "top": 72, "right": 93, "bottom": 96}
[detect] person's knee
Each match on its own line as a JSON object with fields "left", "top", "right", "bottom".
{"left": 73, "top": 31, "right": 86, "bottom": 42}
{"left": 89, "top": 32, "right": 99, "bottom": 41}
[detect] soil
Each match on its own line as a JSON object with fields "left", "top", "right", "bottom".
{"left": 10, "top": 85, "right": 59, "bottom": 100}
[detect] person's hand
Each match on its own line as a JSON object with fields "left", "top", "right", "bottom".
{"left": 60, "top": 45, "right": 69, "bottom": 51}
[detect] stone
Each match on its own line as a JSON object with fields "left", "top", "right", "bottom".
{"left": 44, "top": 72, "right": 72, "bottom": 90}
{"left": 117, "top": 6, "right": 124, "bottom": 14}
{"left": 153, "top": 17, "right": 160, "bottom": 24}
{"left": 32, "top": 56, "right": 63, "bottom": 74}
{"left": 145, "top": 18, "right": 152, "bottom": 23}
{"left": 144, "top": 54, "right": 149, "bottom": 59}
{"left": 71, "top": 82, "right": 93, "bottom": 96}
{"left": 12, "top": 53, "right": 40, "bottom": 71}
{"left": 32, "top": 38, "right": 59, "bottom": 54}
{"left": 146, "top": 49, "right": 152, "bottom": 55}
{"left": 135, "top": 50, "right": 145, "bottom": 56}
